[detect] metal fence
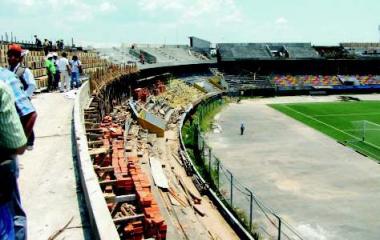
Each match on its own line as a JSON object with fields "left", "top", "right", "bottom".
{"left": 191, "top": 97, "right": 304, "bottom": 240}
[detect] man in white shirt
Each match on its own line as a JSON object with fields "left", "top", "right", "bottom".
{"left": 7, "top": 44, "right": 36, "bottom": 98}
{"left": 7, "top": 44, "right": 37, "bottom": 150}
{"left": 70, "top": 55, "right": 81, "bottom": 89}
{"left": 57, "top": 52, "right": 71, "bottom": 92}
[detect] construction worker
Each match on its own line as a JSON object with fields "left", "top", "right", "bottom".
{"left": 7, "top": 44, "right": 36, "bottom": 99}
{"left": 43, "top": 39, "right": 49, "bottom": 55}
{"left": 34, "top": 35, "right": 42, "bottom": 48}
{"left": 57, "top": 52, "right": 71, "bottom": 92}
{"left": 240, "top": 122, "right": 245, "bottom": 135}
{"left": 7, "top": 44, "right": 37, "bottom": 150}
{"left": 45, "top": 53, "right": 56, "bottom": 92}
{"left": 52, "top": 53, "right": 60, "bottom": 90}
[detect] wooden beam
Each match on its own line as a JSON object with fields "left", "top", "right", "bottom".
{"left": 113, "top": 214, "right": 144, "bottom": 224}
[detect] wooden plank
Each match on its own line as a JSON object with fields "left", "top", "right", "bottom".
{"left": 115, "top": 194, "right": 136, "bottom": 203}
{"left": 149, "top": 157, "right": 169, "bottom": 189}
{"left": 113, "top": 214, "right": 144, "bottom": 224}
{"left": 99, "top": 179, "right": 117, "bottom": 186}
{"left": 94, "top": 165, "right": 114, "bottom": 172}
{"left": 88, "top": 147, "right": 108, "bottom": 156}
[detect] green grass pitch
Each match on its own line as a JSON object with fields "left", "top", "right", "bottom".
{"left": 270, "top": 101, "right": 380, "bottom": 162}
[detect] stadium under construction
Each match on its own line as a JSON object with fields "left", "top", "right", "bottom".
{"left": 3, "top": 37, "right": 380, "bottom": 240}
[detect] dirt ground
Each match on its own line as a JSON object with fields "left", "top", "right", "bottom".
{"left": 206, "top": 94, "right": 380, "bottom": 240}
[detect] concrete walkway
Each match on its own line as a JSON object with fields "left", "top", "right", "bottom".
{"left": 18, "top": 92, "right": 91, "bottom": 239}
{"left": 207, "top": 96, "right": 380, "bottom": 240}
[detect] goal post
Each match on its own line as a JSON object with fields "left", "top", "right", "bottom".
{"left": 348, "top": 120, "right": 380, "bottom": 148}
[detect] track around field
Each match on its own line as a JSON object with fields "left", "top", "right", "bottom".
{"left": 206, "top": 94, "right": 380, "bottom": 240}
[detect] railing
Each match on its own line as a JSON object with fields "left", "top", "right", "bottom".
{"left": 183, "top": 97, "right": 304, "bottom": 240}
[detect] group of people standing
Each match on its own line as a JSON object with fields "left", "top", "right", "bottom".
{"left": 0, "top": 42, "right": 85, "bottom": 239}
{"left": 34, "top": 35, "right": 64, "bottom": 55}
{"left": 1, "top": 44, "right": 38, "bottom": 239}
{"left": 45, "top": 52, "right": 82, "bottom": 92}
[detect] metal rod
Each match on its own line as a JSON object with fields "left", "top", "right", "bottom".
{"left": 276, "top": 214, "right": 281, "bottom": 240}
{"left": 246, "top": 188, "right": 254, "bottom": 231}
{"left": 230, "top": 170, "right": 233, "bottom": 206}
{"left": 216, "top": 159, "right": 220, "bottom": 189}
{"left": 208, "top": 147, "right": 212, "bottom": 180}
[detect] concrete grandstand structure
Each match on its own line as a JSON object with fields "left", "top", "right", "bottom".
{"left": 5, "top": 35, "right": 380, "bottom": 239}
{"left": 70, "top": 38, "right": 380, "bottom": 240}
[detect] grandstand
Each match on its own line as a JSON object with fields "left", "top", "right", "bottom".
{"left": 223, "top": 74, "right": 273, "bottom": 92}
{"left": 97, "top": 47, "right": 139, "bottom": 64}
{"left": 217, "top": 43, "right": 272, "bottom": 61}
{"left": 273, "top": 75, "right": 342, "bottom": 89}
{"left": 338, "top": 75, "right": 380, "bottom": 85}
{"left": 284, "top": 43, "right": 320, "bottom": 59}
{"left": 341, "top": 43, "right": 380, "bottom": 58}
{"left": 128, "top": 44, "right": 210, "bottom": 64}
{"left": 217, "top": 42, "right": 320, "bottom": 61}
{"left": 7, "top": 33, "right": 380, "bottom": 240}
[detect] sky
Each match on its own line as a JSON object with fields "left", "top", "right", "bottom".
{"left": 1, "top": 0, "right": 379, "bottom": 47}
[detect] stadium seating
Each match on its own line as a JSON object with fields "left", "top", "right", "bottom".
{"left": 300, "top": 75, "right": 340, "bottom": 86}
{"left": 273, "top": 75, "right": 341, "bottom": 88}
{"left": 358, "top": 75, "right": 380, "bottom": 85}
{"left": 136, "top": 46, "right": 208, "bottom": 63}
{"left": 284, "top": 43, "right": 320, "bottom": 59}
{"left": 341, "top": 43, "right": 380, "bottom": 58}
{"left": 341, "top": 75, "right": 380, "bottom": 86}
{"left": 217, "top": 43, "right": 272, "bottom": 61}
{"left": 272, "top": 75, "right": 298, "bottom": 88}
{"left": 223, "top": 74, "right": 273, "bottom": 91}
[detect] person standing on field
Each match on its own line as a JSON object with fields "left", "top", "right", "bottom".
{"left": 240, "top": 122, "right": 245, "bottom": 135}
{"left": 57, "top": 52, "right": 71, "bottom": 92}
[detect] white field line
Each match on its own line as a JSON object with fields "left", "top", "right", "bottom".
{"left": 347, "top": 141, "right": 380, "bottom": 159}
{"left": 313, "top": 112, "right": 380, "bottom": 117}
{"left": 344, "top": 129, "right": 380, "bottom": 132}
{"left": 281, "top": 105, "right": 380, "bottom": 152}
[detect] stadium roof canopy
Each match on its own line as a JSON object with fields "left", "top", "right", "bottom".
{"left": 217, "top": 42, "right": 321, "bottom": 61}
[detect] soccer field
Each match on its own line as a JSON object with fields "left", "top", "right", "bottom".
{"left": 270, "top": 101, "right": 380, "bottom": 162}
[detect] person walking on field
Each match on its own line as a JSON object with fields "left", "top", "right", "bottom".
{"left": 240, "top": 122, "right": 245, "bottom": 135}
{"left": 57, "top": 52, "right": 71, "bottom": 92}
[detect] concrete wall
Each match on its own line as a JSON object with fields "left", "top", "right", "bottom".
{"left": 190, "top": 37, "right": 211, "bottom": 53}
{"left": 73, "top": 81, "right": 119, "bottom": 240}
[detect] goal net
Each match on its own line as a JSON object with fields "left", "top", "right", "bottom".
{"left": 347, "top": 120, "right": 380, "bottom": 149}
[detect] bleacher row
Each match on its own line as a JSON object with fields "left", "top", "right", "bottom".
{"left": 0, "top": 43, "right": 108, "bottom": 91}
{"left": 273, "top": 75, "right": 380, "bottom": 88}
{"left": 129, "top": 45, "right": 209, "bottom": 64}
{"left": 217, "top": 43, "right": 320, "bottom": 61}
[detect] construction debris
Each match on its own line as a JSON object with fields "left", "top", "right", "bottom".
{"left": 149, "top": 157, "right": 169, "bottom": 189}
